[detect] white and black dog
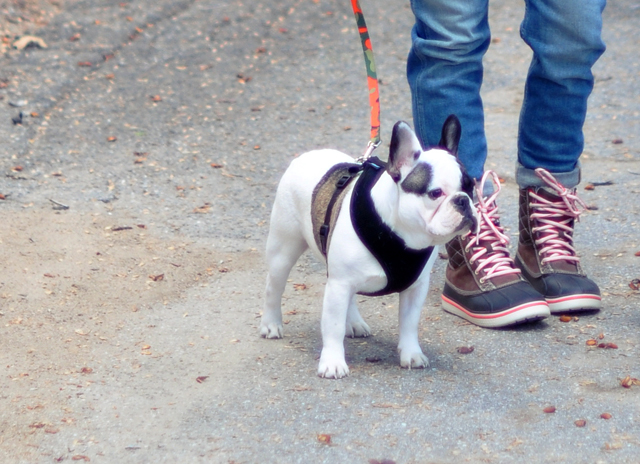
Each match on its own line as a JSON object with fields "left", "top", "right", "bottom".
{"left": 260, "top": 116, "right": 477, "bottom": 378}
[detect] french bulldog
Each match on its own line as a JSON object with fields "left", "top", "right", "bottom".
{"left": 260, "top": 116, "right": 477, "bottom": 378}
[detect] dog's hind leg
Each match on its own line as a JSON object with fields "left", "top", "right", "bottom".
{"left": 345, "top": 294, "right": 371, "bottom": 338}
{"left": 260, "top": 219, "right": 308, "bottom": 339}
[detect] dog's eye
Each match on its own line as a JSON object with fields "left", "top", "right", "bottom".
{"left": 428, "top": 188, "right": 444, "bottom": 200}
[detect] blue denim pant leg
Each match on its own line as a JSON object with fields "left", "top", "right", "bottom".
{"left": 516, "top": 0, "right": 606, "bottom": 189}
{"left": 407, "top": 0, "right": 490, "bottom": 181}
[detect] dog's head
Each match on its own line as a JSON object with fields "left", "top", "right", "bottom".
{"left": 386, "top": 116, "right": 477, "bottom": 248}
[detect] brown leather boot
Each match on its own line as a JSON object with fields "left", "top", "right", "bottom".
{"left": 515, "top": 168, "right": 601, "bottom": 313}
{"left": 441, "top": 171, "right": 549, "bottom": 328}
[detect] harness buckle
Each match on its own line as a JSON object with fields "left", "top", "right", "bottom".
{"left": 336, "top": 175, "right": 352, "bottom": 189}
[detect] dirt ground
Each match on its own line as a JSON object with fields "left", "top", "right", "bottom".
{"left": 1, "top": 0, "right": 639, "bottom": 463}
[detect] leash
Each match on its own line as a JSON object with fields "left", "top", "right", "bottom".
{"left": 350, "top": 0, "right": 381, "bottom": 161}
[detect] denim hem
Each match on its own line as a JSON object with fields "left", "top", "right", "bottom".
{"left": 515, "top": 162, "right": 581, "bottom": 189}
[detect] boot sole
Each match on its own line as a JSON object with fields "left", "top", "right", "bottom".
{"left": 547, "top": 294, "right": 601, "bottom": 314}
{"left": 441, "top": 296, "right": 550, "bottom": 328}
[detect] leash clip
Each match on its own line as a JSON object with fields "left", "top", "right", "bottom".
{"left": 357, "top": 140, "right": 380, "bottom": 163}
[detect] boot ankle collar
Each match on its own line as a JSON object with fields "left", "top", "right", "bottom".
{"left": 516, "top": 162, "right": 581, "bottom": 189}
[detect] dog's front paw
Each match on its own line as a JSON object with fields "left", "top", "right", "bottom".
{"left": 399, "top": 350, "right": 429, "bottom": 370}
{"left": 317, "top": 356, "right": 349, "bottom": 379}
{"left": 260, "top": 322, "right": 283, "bottom": 339}
{"left": 345, "top": 320, "right": 371, "bottom": 338}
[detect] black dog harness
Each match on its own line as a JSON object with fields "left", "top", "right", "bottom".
{"left": 311, "top": 157, "right": 434, "bottom": 297}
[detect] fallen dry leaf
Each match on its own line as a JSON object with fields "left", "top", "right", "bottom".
{"left": 586, "top": 339, "right": 597, "bottom": 346}
{"left": 603, "top": 442, "right": 623, "bottom": 451}
{"left": 574, "top": 419, "right": 587, "bottom": 427}
{"left": 457, "top": 346, "right": 474, "bottom": 354}
{"left": 629, "top": 279, "right": 640, "bottom": 291}
{"left": 559, "top": 315, "right": 572, "bottom": 322}
{"left": 372, "top": 403, "right": 401, "bottom": 409}
{"left": 236, "top": 73, "right": 252, "bottom": 84}
{"left": 584, "top": 183, "right": 595, "bottom": 191}
{"left": 293, "top": 283, "right": 307, "bottom": 290}
{"left": 80, "top": 367, "right": 93, "bottom": 374}
{"left": 196, "top": 376, "right": 209, "bottom": 384}
{"left": 69, "top": 33, "right": 81, "bottom": 41}
{"left": 77, "top": 61, "right": 93, "bottom": 67}
{"left": 148, "top": 274, "right": 164, "bottom": 282}
{"left": 635, "top": 251, "right": 640, "bottom": 257}
{"left": 150, "top": 95, "right": 162, "bottom": 102}
{"left": 600, "top": 412, "right": 612, "bottom": 420}
{"left": 543, "top": 406, "right": 556, "bottom": 414}
{"left": 12, "top": 166, "right": 23, "bottom": 172}
{"left": 597, "top": 342, "right": 618, "bottom": 349}
{"left": 107, "top": 136, "right": 117, "bottom": 142}
{"left": 317, "top": 434, "right": 331, "bottom": 444}
{"left": 71, "top": 456, "right": 90, "bottom": 462}
{"left": 45, "top": 427, "right": 59, "bottom": 434}
{"left": 105, "top": 73, "right": 115, "bottom": 80}
{"left": 210, "top": 163, "right": 223, "bottom": 168}
{"left": 621, "top": 376, "right": 640, "bottom": 388}
{"left": 193, "top": 204, "right": 211, "bottom": 213}
{"left": 29, "top": 422, "right": 46, "bottom": 429}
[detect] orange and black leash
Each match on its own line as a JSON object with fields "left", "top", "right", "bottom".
{"left": 350, "top": 0, "right": 381, "bottom": 161}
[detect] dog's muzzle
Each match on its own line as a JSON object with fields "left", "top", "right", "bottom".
{"left": 452, "top": 193, "right": 478, "bottom": 233}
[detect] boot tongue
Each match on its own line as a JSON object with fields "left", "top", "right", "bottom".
{"left": 537, "top": 186, "right": 563, "bottom": 199}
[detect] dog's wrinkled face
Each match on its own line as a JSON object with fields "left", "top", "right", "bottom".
{"left": 387, "top": 117, "right": 477, "bottom": 247}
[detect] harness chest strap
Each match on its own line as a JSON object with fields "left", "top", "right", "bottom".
{"left": 351, "top": 159, "right": 434, "bottom": 296}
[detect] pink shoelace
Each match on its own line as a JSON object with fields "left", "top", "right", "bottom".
{"left": 464, "top": 170, "right": 520, "bottom": 283}
{"left": 528, "top": 168, "right": 587, "bottom": 265}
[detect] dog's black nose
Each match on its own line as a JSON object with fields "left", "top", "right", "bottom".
{"left": 452, "top": 194, "right": 469, "bottom": 210}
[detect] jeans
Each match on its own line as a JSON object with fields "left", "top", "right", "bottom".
{"left": 407, "top": 0, "right": 606, "bottom": 188}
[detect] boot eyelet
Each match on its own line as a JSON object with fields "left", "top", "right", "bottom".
{"left": 479, "top": 277, "right": 487, "bottom": 283}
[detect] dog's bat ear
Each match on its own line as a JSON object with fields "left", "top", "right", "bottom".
{"left": 438, "top": 114, "right": 461, "bottom": 156}
{"left": 388, "top": 121, "right": 422, "bottom": 182}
